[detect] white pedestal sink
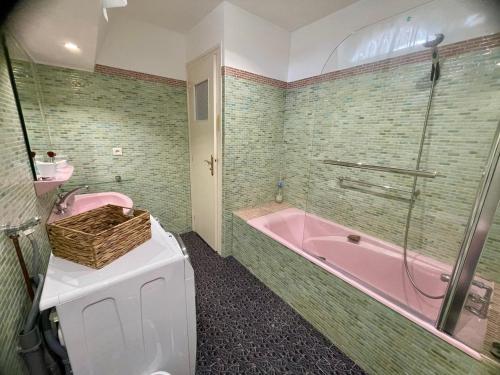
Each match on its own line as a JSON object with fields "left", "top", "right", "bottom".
{"left": 48, "top": 192, "right": 133, "bottom": 223}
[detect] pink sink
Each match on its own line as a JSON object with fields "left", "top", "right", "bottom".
{"left": 48, "top": 192, "right": 133, "bottom": 223}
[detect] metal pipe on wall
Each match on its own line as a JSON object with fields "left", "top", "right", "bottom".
{"left": 9, "top": 235, "right": 34, "bottom": 301}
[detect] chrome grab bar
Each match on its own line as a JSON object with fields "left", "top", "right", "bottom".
{"left": 323, "top": 159, "right": 438, "bottom": 178}
{"left": 338, "top": 177, "right": 420, "bottom": 196}
{"left": 338, "top": 177, "right": 419, "bottom": 202}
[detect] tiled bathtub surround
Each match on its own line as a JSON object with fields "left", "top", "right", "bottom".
{"left": 224, "top": 34, "right": 500, "bottom": 372}
{"left": 183, "top": 231, "right": 365, "bottom": 374}
{"left": 12, "top": 63, "right": 192, "bottom": 233}
{"left": 221, "top": 34, "right": 500, "bottom": 284}
{"left": 283, "top": 39, "right": 500, "bottom": 283}
{"left": 221, "top": 72, "right": 285, "bottom": 255}
{"left": 0, "top": 42, "right": 56, "bottom": 374}
{"left": 231, "top": 215, "right": 500, "bottom": 374}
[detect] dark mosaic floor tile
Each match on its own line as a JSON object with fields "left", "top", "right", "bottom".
{"left": 181, "top": 232, "right": 366, "bottom": 375}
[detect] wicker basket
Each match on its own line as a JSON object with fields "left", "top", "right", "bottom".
{"left": 47, "top": 204, "right": 151, "bottom": 269}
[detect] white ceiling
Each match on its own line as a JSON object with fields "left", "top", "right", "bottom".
{"left": 113, "top": 0, "right": 358, "bottom": 32}
{"left": 6, "top": 0, "right": 358, "bottom": 71}
{"left": 231, "top": 0, "right": 358, "bottom": 31}
{"left": 7, "top": 0, "right": 102, "bottom": 71}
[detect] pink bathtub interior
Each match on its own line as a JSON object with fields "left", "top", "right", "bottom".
{"left": 246, "top": 207, "right": 488, "bottom": 357}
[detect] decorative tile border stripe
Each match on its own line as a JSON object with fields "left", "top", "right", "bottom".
{"left": 288, "top": 32, "right": 500, "bottom": 89}
{"left": 222, "top": 66, "right": 288, "bottom": 88}
{"left": 94, "top": 64, "right": 186, "bottom": 87}
{"left": 95, "top": 33, "right": 498, "bottom": 91}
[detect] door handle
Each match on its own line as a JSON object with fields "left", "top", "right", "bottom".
{"left": 204, "top": 155, "right": 214, "bottom": 176}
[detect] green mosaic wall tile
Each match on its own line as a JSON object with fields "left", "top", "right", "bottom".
{"left": 0, "top": 44, "right": 56, "bottom": 375}
{"left": 222, "top": 75, "right": 285, "bottom": 255}
{"left": 283, "top": 48, "right": 500, "bottom": 283}
{"left": 3, "top": 40, "right": 497, "bottom": 374}
{"left": 231, "top": 215, "right": 500, "bottom": 375}
{"left": 13, "top": 63, "right": 192, "bottom": 233}
{"left": 221, "top": 47, "right": 500, "bottom": 284}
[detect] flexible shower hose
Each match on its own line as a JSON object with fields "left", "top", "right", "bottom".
{"left": 402, "top": 59, "right": 445, "bottom": 300}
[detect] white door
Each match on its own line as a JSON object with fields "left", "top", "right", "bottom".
{"left": 187, "top": 51, "right": 219, "bottom": 251}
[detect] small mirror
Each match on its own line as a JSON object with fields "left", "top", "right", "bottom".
{"left": 2, "top": 28, "right": 191, "bottom": 231}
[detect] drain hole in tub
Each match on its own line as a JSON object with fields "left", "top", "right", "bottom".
{"left": 348, "top": 234, "right": 361, "bottom": 243}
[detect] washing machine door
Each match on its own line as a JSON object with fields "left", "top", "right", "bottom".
{"left": 57, "top": 257, "right": 191, "bottom": 375}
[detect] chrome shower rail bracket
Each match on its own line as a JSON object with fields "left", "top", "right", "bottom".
{"left": 0, "top": 217, "right": 41, "bottom": 237}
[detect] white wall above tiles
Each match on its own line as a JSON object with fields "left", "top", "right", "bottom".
{"left": 223, "top": 2, "right": 290, "bottom": 82}
{"left": 6, "top": 0, "right": 500, "bottom": 81}
{"left": 60, "top": 0, "right": 291, "bottom": 81}
{"left": 288, "top": 0, "right": 500, "bottom": 82}
{"left": 186, "top": 3, "right": 225, "bottom": 64}
{"left": 187, "top": 2, "right": 290, "bottom": 82}
{"left": 95, "top": 15, "right": 187, "bottom": 80}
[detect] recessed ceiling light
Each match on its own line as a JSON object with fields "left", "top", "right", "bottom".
{"left": 64, "top": 42, "right": 80, "bottom": 53}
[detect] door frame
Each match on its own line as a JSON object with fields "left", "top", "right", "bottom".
{"left": 186, "top": 46, "right": 222, "bottom": 253}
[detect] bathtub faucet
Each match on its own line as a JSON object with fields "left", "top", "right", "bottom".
{"left": 440, "top": 273, "right": 492, "bottom": 319}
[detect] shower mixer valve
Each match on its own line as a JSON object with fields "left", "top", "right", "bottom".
{"left": 464, "top": 286, "right": 492, "bottom": 319}
{"left": 440, "top": 273, "right": 492, "bottom": 319}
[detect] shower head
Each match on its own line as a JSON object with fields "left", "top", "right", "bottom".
{"left": 424, "top": 33, "right": 444, "bottom": 81}
{"left": 423, "top": 33, "right": 444, "bottom": 48}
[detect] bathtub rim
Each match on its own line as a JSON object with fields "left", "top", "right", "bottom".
{"left": 243, "top": 207, "right": 485, "bottom": 361}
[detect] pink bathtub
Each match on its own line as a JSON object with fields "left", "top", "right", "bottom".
{"left": 246, "top": 207, "right": 488, "bottom": 358}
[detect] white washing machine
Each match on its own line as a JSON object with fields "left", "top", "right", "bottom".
{"left": 40, "top": 217, "right": 196, "bottom": 375}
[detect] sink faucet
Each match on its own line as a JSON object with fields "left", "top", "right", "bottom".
{"left": 55, "top": 185, "right": 89, "bottom": 214}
